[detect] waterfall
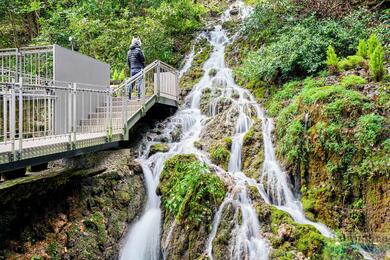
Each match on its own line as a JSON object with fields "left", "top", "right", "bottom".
{"left": 258, "top": 117, "right": 334, "bottom": 238}
{"left": 120, "top": 0, "right": 336, "bottom": 259}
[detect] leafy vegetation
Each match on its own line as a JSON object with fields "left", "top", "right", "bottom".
{"left": 369, "top": 43, "right": 385, "bottom": 82}
{"left": 326, "top": 46, "right": 339, "bottom": 75}
{"left": 159, "top": 155, "right": 226, "bottom": 225}
{"left": 235, "top": 6, "right": 387, "bottom": 86}
{"left": 209, "top": 144, "right": 231, "bottom": 170}
{"left": 0, "top": 0, "right": 213, "bottom": 77}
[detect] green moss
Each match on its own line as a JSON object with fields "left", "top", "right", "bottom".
{"left": 340, "top": 75, "right": 367, "bottom": 88}
{"left": 209, "top": 145, "right": 231, "bottom": 170}
{"left": 243, "top": 129, "right": 255, "bottom": 145}
{"left": 354, "top": 114, "right": 384, "bottom": 151}
{"left": 84, "top": 212, "right": 107, "bottom": 246}
{"left": 269, "top": 206, "right": 328, "bottom": 257}
{"left": 159, "top": 155, "right": 226, "bottom": 225}
{"left": 194, "top": 141, "right": 203, "bottom": 150}
{"left": 150, "top": 143, "right": 170, "bottom": 155}
{"left": 223, "top": 137, "right": 232, "bottom": 149}
{"left": 278, "top": 119, "right": 304, "bottom": 164}
{"left": 180, "top": 41, "right": 213, "bottom": 92}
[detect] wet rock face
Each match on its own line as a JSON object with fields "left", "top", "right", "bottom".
{"left": 0, "top": 150, "right": 146, "bottom": 259}
{"left": 210, "top": 202, "right": 236, "bottom": 259}
{"left": 200, "top": 103, "right": 238, "bottom": 151}
{"left": 242, "top": 120, "right": 264, "bottom": 179}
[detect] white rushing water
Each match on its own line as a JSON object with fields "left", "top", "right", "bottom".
{"left": 121, "top": 0, "right": 335, "bottom": 259}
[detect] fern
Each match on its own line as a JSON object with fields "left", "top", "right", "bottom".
{"left": 369, "top": 44, "right": 385, "bottom": 82}
{"left": 367, "top": 34, "right": 380, "bottom": 57}
{"left": 356, "top": 39, "right": 367, "bottom": 59}
{"left": 326, "top": 46, "right": 339, "bottom": 75}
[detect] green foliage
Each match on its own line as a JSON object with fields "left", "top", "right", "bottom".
{"left": 45, "top": 241, "right": 59, "bottom": 259}
{"left": 338, "top": 55, "right": 365, "bottom": 71}
{"left": 356, "top": 39, "right": 368, "bottom": 59}
{"left": 367, "top": 34, "right": 380, "bottom": 57}
{"left": 84, "top": 212, "right": 107, "bottom": 246}
{"left": 160, "top": 155, "right": 226, "bottom": 225}
{"left": 236, "top": 8, "right": 382, "bottom": 84}
{"left": 369, "top": 44, "right": 385, "bottom": 82}
{"left": 279, "top": 119, "right": 304, "bottom": 163}
{"left": 223, "top": 137, "right": 233, "bottom": 149}
{"left": 355, "top": 114, "right": 384, "bottom": 151}
{"left": 209, "top": 145, "right": 231, "bottom": 170}
{"left": 31, "top": 255, "right": 44, "bottom": 260}
{"left": 326, "top": 46, "right": 339, "bottom": 74}
{"left": 1, "top": 0, "right": 207, "bottom": 71}
{"left": 340, "top": 75, "right": 367, "bottom": 88}
{"left": 112, "top": 69, "right": 119, "bottom": 81}
{"left": 118, "top": 69, "right": 126, "bottom": 81}
{"left": 269, "top": 206, "right": 328, "bottom": 257}
{"left": 322, "top": 241, "right": 359, "bottom": 259}
{"left": 148, "top": 0, "right": 206, "bottom": 35}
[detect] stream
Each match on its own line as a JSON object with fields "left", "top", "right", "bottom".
{"left": 119, "top": 1, "right": 370, "bottom": 259}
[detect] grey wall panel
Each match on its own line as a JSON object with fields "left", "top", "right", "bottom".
{"left": 53, "top": 45, "right": 110, "bottom": 135}
{"left": 54, "top": 45, "right": 110, "bottom": 87}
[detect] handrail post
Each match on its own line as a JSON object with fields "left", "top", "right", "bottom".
{"left": 3, "top": 85, "right": 8, "bottom": 142}
{"left": 142, "top": 69, "right": 146, "bottom": 104}
{"left": 107, "top": 86, "right": 112, "bottom": 141}
{"left": 121, "top": 87, "right": 125, "bottom": 132}
{"left": 68, "top": 83, "right": 72, "bottom": 148}
{"left": 125, "top": 84, "right": 128, "bottom": 133}
{"left": 72, "top": 83, "right": 77, "bottom": 147}
{"left": 156, "top": 61, "right": 161, "bottom": 97}
{"left": 176, "top": 71, "right": 180, "bottom": 102}
{"left": 10, "top": 82, "right": 15, "bottom": 160}
{"left": 18, "top": 77, "right": 23, "bottom": 158}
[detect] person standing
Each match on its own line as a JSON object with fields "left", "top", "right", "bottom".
{"left": 127, "top": 37, "right": 145, "bottom": 100}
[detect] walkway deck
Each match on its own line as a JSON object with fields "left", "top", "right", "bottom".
{"left": 0, "top": 60, "right": 179, "bottom": 172}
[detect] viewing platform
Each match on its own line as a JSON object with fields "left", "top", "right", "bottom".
{"left": 0, "top": 45, "right": 179, "bottom": 173}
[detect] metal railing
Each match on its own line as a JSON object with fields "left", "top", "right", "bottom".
{"left": 0, "top": 59, "right": 178, "bottom": 161}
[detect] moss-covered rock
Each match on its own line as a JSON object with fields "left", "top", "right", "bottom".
{"left": 180, "top": 39, "right": 213, "bottom": 100}
{"left": 209, "top": 144, "right": 231, "bottom": 170}
{"left": 263, "top": 73, "right": 390, "bottom": 243}
{"left": 159, "top": 154, "right": 227, "bottom": 259}
{"left": 242, "top": 120, "right": 264, "bottom": 179}
{"left": 149, "top": 143, "right": 170, "bottom": 155}
{"left": 0, "top": 150, "right": 146, "bottom": 259}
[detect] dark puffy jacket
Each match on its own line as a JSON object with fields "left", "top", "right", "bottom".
{"left": 127, "top": 43, "right": 145, "bottom": 70}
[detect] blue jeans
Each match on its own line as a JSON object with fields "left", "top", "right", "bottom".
{"left": 129, "top": 68, "right": 142, "bottom": 99}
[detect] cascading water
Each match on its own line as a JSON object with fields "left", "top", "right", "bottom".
{"left": 120, "top": 1, "right": 337, "bottom": 259}
{"left": 259, "top": 117, "right": 334, "bottom": 238}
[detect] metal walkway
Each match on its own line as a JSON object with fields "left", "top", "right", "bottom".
{"left": 0, "top": 46, "right": 179, "bottom": 172}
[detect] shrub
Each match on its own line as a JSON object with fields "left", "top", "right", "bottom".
{"left": 118, "top": 69, "right": 126, "bottom": 81}
{"left": 367, "top": 34, "right": 380, "bottom": 57}
{"left": 236, "top": 9, "right": 380, "bottom": 84}
{"left": 356, "top": 39, "right": 368, "bottom": 59}
{"left": 369, "top": 44, "right": 385, "bottom": 82}
{"left": 112, "top": 69, "right": 119, "bottom": 81}
{"left": 338, "top": 55, "right": 365, "bottom": 71}
{"left": 326, "top": 46, "right": 339, "bottom": 74}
